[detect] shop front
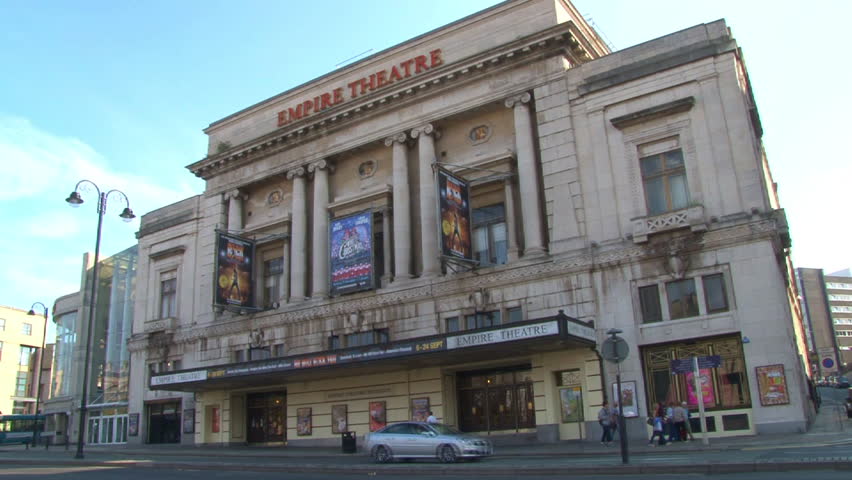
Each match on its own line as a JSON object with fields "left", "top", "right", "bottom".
{"left": 150, "top": 313, "right": 601, "bottom": 446}
{"left": 147, "top": 401, "right": 181, "bottom": 444}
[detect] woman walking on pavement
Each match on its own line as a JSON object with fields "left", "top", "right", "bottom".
{"left": 648, "top": 402, "right": 666, "bottom": 447}
{"left": 598, "top": 400, "right": 614, "bottom": 446}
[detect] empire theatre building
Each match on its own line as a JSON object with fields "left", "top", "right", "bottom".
{"left": 133, "top": 0, "right": 811, "bottom": 447}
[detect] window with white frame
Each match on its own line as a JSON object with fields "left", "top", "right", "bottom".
{"left": 22, "top": 323, "right": 32, "bottom": 335}
{"left": 472, "top": 204, "right": 507, "bottom": 267}
{"left": 159, "top": 275, "right": 177, "bottom": 319}
{"left": 835, "top": 318, "right": 852, "bottom": 325}
{"left": 263, "top": 257, "right": 284, "bottom": 308}
{"left": 0, "top": 318, "right": 5, "bottom": 331}
{"left": 831, "top": 306, "right": 852, "bottom": 313}
{"left": 829, "top": 294, "right": 852, "bottom": 301}
{"left": 827, "top": 282, "right": 852, "bottom": 290}
{"left": 639, "top": 138, "right": 689, "bottom": 216}
{"left": 836, "top": 330, "right": 852, "bottom": 337}
{"left": 639, "top": 272, "right": 730, "bottom": 324}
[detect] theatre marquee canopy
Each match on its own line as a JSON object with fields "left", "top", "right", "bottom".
{"left": 151, "top": 312, "right": 596, "bottom": 392}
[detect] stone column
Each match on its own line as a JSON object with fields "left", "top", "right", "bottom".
{"left": 411, "top": 123, "right": 441, "bottom": 278}
{"left": 281, "top": 235, "right": 291, "bottom": 304}
{"left": 308, "top": 160, "right": 333, "bottom": 299}
{"left": 381, "top": 209, "right": 392, "bottom": 286}
{"left": 503, "top": 176, "right": 520, "bottom": 262}
{"left": 287, "top": 168, "right": 307, "bottom": 302}
{"left": 505, "top": 93, "right": 546, "bottom": 256}
{"left": 226, "top": 189, "right": 246, "bottom": 232}
{"left": 385, "top": 133, "right": 412, "bottom": 281}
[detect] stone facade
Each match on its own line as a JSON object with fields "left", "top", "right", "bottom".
{"left": 129, "top": 0, "right": 810, "bottom": 447}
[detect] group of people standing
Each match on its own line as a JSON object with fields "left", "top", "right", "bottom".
{"left": 648, "top": 401, "right": 695, "bottom": 446}
{"left": 598, "top": 399, "right": 697, "bottom": 447}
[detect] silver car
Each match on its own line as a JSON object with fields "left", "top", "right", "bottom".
{"left": 365, "top": 422, "right": 493, "bottom": 463}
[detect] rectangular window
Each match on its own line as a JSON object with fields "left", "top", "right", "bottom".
{"left": 472, "top": 204, "right": 507, "bottom": 267}
{"left": 640, "top": 148, "right": 688, "bottom": 215}
{"left": 18, "top": 345, "right": 36, "bottom": 367}
{"left": 22, "top": 323, "right": 32, "bottom": 336}
{"left": 666, "top": 278, "right": 699, "bottom": 320}
{"left": 639, "top": 285, "right": 663, "bottom": 323}
{"left": 263, "top": 257, "right": 284, "bottom": 307}
{"left": 15, "top": 371, "right": 28, "bottom": 396}
{"left": 465, "top": 310, "right": 501, "bottom": 330}
{"left": 233, "top": 349, "right": 246, "bottom": 363}
{"left": 329, "top": 335, "right": 341, "bottom": 350}
{"left": 273, "top": 344, "right": 286, "bottom": 357}
{"left": 0, "top": 318, "right": 5, "bottom": 331}
{"left": 703, "top": 273, "right": 729, "bottom": 313}
{"left": 507, "top": 307, "right": 523, "bottom": 323}
{"left": 249, "top": 347, "right": 270, "bottom": 360}
{"left": 446, "top": 317, "right": 460, "bottom": 333}
{"left": 160, "top": 277, "right": 177, "bottom": 319}
{"left": 0, "top": 341, "right": 3, "bottom": 361}
{"left": 332, "top": 329, "right": 389, "bottom": 349}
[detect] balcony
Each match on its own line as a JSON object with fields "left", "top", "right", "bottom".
{"left": 631, "top": 205, "right": 707, "bottom": 244}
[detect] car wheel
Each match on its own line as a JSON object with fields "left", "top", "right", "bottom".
{"left": 373, "top": 445, "right": 393, "bottom": 463}
{"left": 438, "top": 444, "right": 458, "bottom": 463}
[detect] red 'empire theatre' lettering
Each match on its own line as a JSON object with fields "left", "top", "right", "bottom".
{"left": 276, "top": 49, "right": 443, "bottom": 127}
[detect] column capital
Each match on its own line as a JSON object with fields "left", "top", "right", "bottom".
{"left": 307, "top": 159, "right": 334, "bottom": 174}
{"left": 383, "top": 132, "right": 408, "bottom": 147}
{"left": 225, "top": 188, "right": 247, "bottom": 201}
{"left": 286, "top": 167, "right": 306, "bottom": 180}
{"left": 504, "top": 92, "right": 532, "bottom": 109}
{"left": 411, "top": 123, "right": 441, "bottom": 140}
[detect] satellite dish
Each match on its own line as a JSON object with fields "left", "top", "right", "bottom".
{"left": 602, "top": 337, "right": 629, "bottom": 363}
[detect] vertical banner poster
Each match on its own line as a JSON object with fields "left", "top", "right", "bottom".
{"left": 685, "top": 368, "right": 717, "bottom": 406}
{"left": 215, "top": 232, "right": 255, "bottom": 308}
{"left": 369, "top": 401, "right": 387, "bottom": 432}
{"left": 410, "top": 397, "right": 430, "bottom": 422}
{"left": 330, "top": 211, "right": 374, "bottom": 295}
{"left": 183, "top": 409, "right": 195, "bottom": 434}
{"left": 755, "top": 364, "right": 790, "bottom": 406}
{"left": 297, "top": 408, "right": 312, "bottom": 436}
{"left": 128, "top": 413, "right": 139, "bottom": 436}
{"left": 331, "top": 405, "right": 348, "bottom": 434}
{"left": 437, "top": 168, "right": 472, "bottom": 261}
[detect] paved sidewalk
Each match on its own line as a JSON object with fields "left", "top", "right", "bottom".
{"left": 1, "top": 402, "right": 850, "bottom": 475}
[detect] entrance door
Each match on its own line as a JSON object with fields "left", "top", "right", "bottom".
{"left": 148, "top": 402, "right": 181, "bottom": 443}
{"left": 457, "top": 366, "right": 535, "bottom": 433}
{"left": 246, "top": 391, "right": 286, "bottom": 443}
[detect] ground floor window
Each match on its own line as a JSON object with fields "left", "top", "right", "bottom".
{"left": 457, "top": 365, "right": 534, "bottom": 432}
{"left": 148, "top": 402, "right": 180, "bottom": 444}
{"left": 87, "top": 407, "right": 128, "bottom": 444}
{"left": 641, "top": 334, "right": 751, "bottom": 412}
{"left": 246, "top": 391, "right": 286, "bottom": 443}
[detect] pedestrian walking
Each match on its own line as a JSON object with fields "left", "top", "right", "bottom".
{"left": 665, "top": 401, "right": 676, "bottom": 443}
{"left": 682, "top": 402, "right": 695, "bottom": 441}
{"left": 672, "top": 402, "right": 687, "bottom": 442}
{"left": 610, "top": 402, "right": 620, "bottom": 442}
{"left": 598, "top": 401, "right": 614, "bottom": 446}
{"left": 648, "top": 402, "right": 666, "bottom": 447}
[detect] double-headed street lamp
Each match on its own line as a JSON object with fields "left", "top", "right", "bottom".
{"left": 65, "top": 180, "right": 135, "bottom": 459}
{"left": 26, "top": 301, "right": 49, "bottom": 445}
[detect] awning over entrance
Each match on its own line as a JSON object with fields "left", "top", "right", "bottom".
{"left": 150, "top": 311, "right": 596, "bottom": 392}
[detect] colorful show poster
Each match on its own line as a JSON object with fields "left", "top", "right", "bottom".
{"left": 438, "top": 168, "right": 472, "bottom": 261}
{"left": 330, "top": 211, "right": 373, "bottom": 295}
{"left": 296, "top": 408, "right": 312, "bottom": 436}
{"left": 369, "top": 401, "right": 387, "bottom": 432}
{"left": 215, "top": 232, "right": 255, "bottom": 307}
{"left": 685, "top": 368, "right": 716, "bottom": 406}
{"left": 559, "top": 386, "right": 583, "bottom": 423}
{"left": 756, "top": 364, "right": 790, "bottom": 406}
{"left": 411, "top": 397, "right": 430, "bottom": 422}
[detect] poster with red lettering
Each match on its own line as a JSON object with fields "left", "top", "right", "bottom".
{"left": 438, "top": 168, "right": 472, "bottom": 261}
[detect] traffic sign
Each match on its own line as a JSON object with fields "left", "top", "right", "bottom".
{"left": 602, "top": 337, "right": 629, "bottom": 363}
{"left": 670, "top": 355, "right": 721, "bottom": 373}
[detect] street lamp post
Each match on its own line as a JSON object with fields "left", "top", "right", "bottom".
{"left": 27, "top": 302, "right": 49, "bottom": 446}
{"left": 65, "top": 180, "right": 135, "bottom": 459}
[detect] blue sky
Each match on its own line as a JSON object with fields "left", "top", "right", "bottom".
{"left": 2, "top": 0, "right": 850, "bottom": 338}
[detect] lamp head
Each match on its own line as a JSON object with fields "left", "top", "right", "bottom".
{"left": 66, "top": 191, "right": 84, "bottom": 207}
{"left": 27, "top": 309, "right": 35, "bottom": 316}
{"left": 119, "top": 207, "right": 136, "bottom": 222}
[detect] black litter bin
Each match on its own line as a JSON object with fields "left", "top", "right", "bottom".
{"left": 341, "top": 431, "right": 357, "bottom": 453}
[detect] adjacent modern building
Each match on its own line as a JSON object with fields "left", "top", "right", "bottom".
{"left": 0, "top": 305, "right": 48, "bottom": 415}
{"left": 797, "top": 268, "right": 852, "bottom": 377}
{"left": 42, "top": 247, "right": 137, "bottom": 446}
{"left": 129, "top": 0, "right": 811, "bottom": 448}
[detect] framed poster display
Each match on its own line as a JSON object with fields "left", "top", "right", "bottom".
{"left": 297, "top": 408, "right": 312, "bottom": 436}
{"left": 559, "top": 386, "right": 583, "bottom": 423}
{"left": 410, "top": 397, "right": 430, "bottom": 422}
{"left": 685, "top": 368, "right": 717, "bottom": 407}
{"left": 369, "top": 401, "right": 387, "bottom": 432}
{"left": 128, "top": 413, "right": 139, "bottom": 437}
{"left": 183, "top": 408, "right": 195, "bottom": 434}
{"left": 330, "top": 211, "right": 374, "bottom": 295}
{"left": 611, "top": 381, "right": 638, "bottom": 418}
{"left": 755, "top": 364, "right": 790, "bottom": 406}
{"left": 331, "top": 404, "right": 348, "bottom": 434}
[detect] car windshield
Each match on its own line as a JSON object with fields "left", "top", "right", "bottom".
{"left": 428, "top": 423, "right": 463, "bottom": 435}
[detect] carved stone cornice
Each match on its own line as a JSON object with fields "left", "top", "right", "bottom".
{"left": 504, "top": 92, "right": 532, "bottom": 109}
{"left": 383, "top": 132, "right": 407, "bottom": 146}
{"left": 188, "top": 23, "right": 584, "bottom": 182}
